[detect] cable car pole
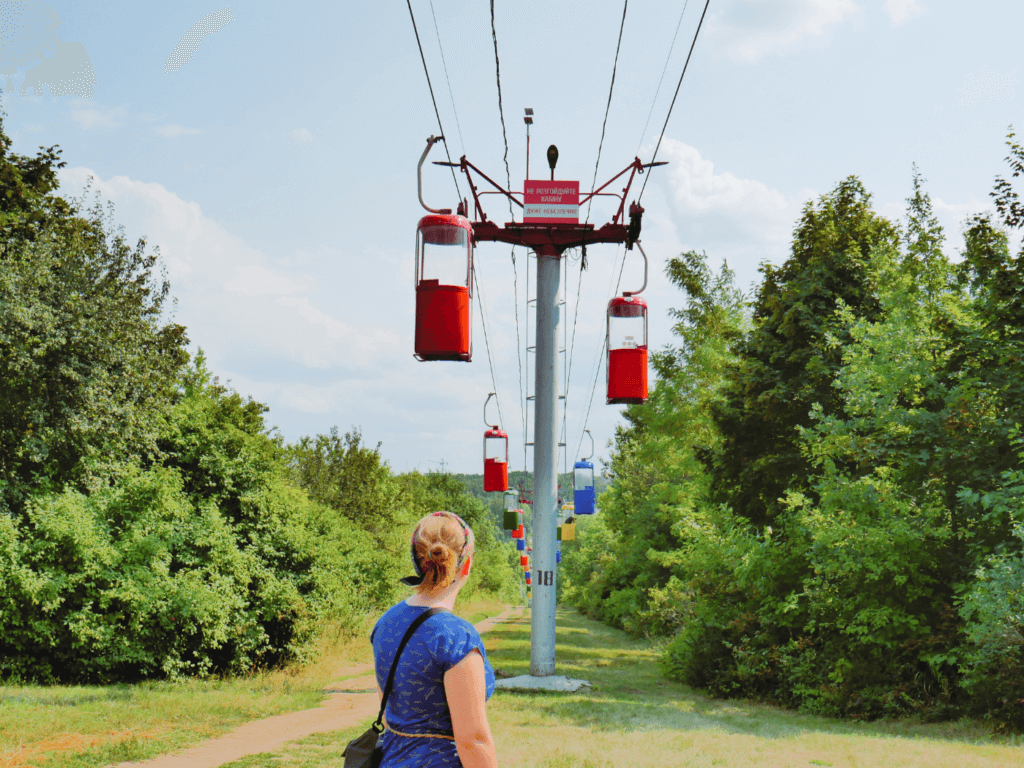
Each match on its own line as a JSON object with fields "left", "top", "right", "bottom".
{"left": 531, "top": 242, "right": 560, "bottom": 675}
{"left": 421, "top": 134, "right": 663, "bottom": 677}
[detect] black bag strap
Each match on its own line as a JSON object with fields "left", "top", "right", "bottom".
{"left": 374, "top": 606, "right": 450, "bottom": 732}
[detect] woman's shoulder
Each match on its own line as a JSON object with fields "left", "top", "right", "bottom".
{"left": 372, "top": 600, "right": 424, "bottom": 643}
{"left": 426, "top": 611, "right": 485, "bottom": 662}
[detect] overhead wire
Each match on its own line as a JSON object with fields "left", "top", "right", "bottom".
{"left": 474, "top": 266, "right": 506, "bottom": 432}
{"left": 638, "top": 0, "right": 711, "bottom": 202}
{"left": 635, "top": 0, "right": 691, "bottom": 156}
{"left": 568, "top": 0, "right": 629, "bottom": 464}
{"left": 406, "top": 0, "right": 462, "bottom": 199}
{"left": 584, "top": 0, "right": 629, "bottom": 226}
{"left": 572, "top": 0, "right": 711, "bottom": 459}
{"left": 429, "top": 0, "right": 466, "bottom": 154}
{"left": 490, "top": 0, "right": 514, "bottom": 221}
{"left": 488, "top": 1, "right": 527, "bottom": 473}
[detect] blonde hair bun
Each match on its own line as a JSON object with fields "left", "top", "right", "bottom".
{"left": 412, "top": 512, "right": 472, "bottom": 593}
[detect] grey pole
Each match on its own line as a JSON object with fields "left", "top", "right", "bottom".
{"left": 531, "top": 243, "right": 560, "bottom": 676}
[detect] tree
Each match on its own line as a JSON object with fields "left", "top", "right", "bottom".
{"left": 708, "top": 177, "right": 898, "bottom": 527}
{"left": 286, "top": 426, "right": 401, "bottom": 541}
{"left": 0, "top": 134, "right": 188, "bottom": 515}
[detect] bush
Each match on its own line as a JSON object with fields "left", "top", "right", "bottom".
{"left": 0, "top": 466, "right": 303, "bottom": 681}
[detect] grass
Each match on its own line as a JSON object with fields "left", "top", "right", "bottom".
{"left": 7, "top": 601, "right": 1022, "bottom": 768}
{"left": 214, "top": 606, "right": 1024, "bottom": 768}
{"left": 0, "top": 596, "right": 507, "bottom": 768}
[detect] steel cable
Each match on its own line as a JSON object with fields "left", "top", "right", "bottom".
{"left": 638, "top": 0, "right": 711, "bottom": 202}
{"left": 406, "top": 0, "right": 462, "bottom": 199}
{"left": 429, "top": 0, "right": 466, "bottom": 154}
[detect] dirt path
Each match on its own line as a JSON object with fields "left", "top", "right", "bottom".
{"left": 111, "top": 606, "right": 521, "bottom": 768}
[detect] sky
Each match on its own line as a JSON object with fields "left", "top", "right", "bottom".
{"left": 0, "top": 0, "right": 1020, "bottom": 476}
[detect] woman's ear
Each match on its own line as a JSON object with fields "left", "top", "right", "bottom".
{"left": 461, "top": 555, "right": 472, "bottom": 578}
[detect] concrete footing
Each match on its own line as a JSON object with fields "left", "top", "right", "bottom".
{"left": 494, "top": 675, "right": 592, "bottom": 692}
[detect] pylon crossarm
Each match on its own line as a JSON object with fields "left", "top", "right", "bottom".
{"left": 434, "top": 157, "right": 523, "bottom": 224}
{"left": 579, "top": 158, "right": 641, "bottom": 221}
{"left": 433, "top": 155, "right": 666, "bottom": 232}
{"left": 472, "top": 221, "right": 628, "bottom": 250}
{"left": 579, "top": 158, "right": 667, "bottom": 223}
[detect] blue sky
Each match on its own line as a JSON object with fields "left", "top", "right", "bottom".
{"left": 1, "top": 0, "right": 1020, "bottom": 474}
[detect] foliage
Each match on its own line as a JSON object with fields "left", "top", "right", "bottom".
{"left": 287, "top": 426, "right": 400, "bottom": 542}
{"left": 0, "top": 184, "right": 187, "bottom": 517}
{"left": 708, "top": 178, "right": 898, "bottom": 527}
{"left": 564, "top": 135, "right": 1024, "bottom": 728}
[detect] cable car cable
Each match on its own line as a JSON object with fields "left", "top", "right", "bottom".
{"left": 489, "top": 0, "right": 513, "bottom": 220}
{"left": 635, "top": 0, "right": 690, "bottom": 156}
{"left": 473, "top": 266, "right": 506, "bottom": 434}
{"left": 572, "top": 238, "right": 627, "bottom": 459}
{"left": 637, "top": 0, "right": 711, "bottom": 203}
{"left": 488, "top": 1, "right": 525, "bottom": 470}
{"left": 406, "top": 0, "right": 462, "bottom": 199}
{"left": 569, "top": 0, "right": 706, "bottom": 452}
{"left": 575, "top": 337, "right": 608, "bottom": 461}
{"left": 564, "top": 249, "right": 585, "bottom": 445}
{"left": 562, "top": 1, "right": 628, "bottom": 471}
{"left": 429, "top": 0, "right": 466, "bottom": 155}
{"left": 585, "top": 0, "right": 629, "bottom": 226}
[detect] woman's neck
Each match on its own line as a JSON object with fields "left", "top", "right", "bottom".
{"left": 406, "top": 578, "right": 464, "bottom": 610}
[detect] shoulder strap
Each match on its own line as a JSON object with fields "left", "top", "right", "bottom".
{"left": 374, "top": 607, "right": 451, "bottom": 731}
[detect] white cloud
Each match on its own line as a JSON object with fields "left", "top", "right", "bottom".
{"left": 157, "top": 123, "right": 203, "bottom": 138}
{"left": 708, "top": 0, "right": 859, "bottom": 63}
{"left": 884, "top": 0, "right": 924, "bottom": 25}
{"left": 953, "top": 69, "right": 1017, "bottom": 111}
{"left": 288, "top": 127, "right": 313, "bottom": 144}
{"left": 54, "top": 167, "right": 393, "bottom": 375}
{"left": 658, "top": 138, "right": 807, "bottom": 257}
{"left": 70, "top": 102, "right": 125, "bottom": 129}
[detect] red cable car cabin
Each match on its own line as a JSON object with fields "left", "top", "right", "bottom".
{"left": 414, "top": 213, "right": 473, "bottom": 361}
{"left": 483, "top": 427, "right": 509, "bottom": 492}
{"left": 607, "top": 295, "right": 648, "bottom": 404}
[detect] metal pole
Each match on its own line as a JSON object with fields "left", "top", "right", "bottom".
{"left": 531, "top": 243, "right": 560, "bottom": 676}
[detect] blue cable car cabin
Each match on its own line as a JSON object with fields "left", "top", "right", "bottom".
{"left": 574, "top": 459, "right": 596, "bottom": 515}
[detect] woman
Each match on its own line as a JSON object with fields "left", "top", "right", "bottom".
{"left": 371, "top": 511, "right": 499, "bottom": 768}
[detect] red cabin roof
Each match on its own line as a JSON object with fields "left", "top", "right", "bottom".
{"left": 417, "top": 213, "right": 473, "bottom": 242}
{"left": 608, "top": 294, "right": 648, "bottom": 314}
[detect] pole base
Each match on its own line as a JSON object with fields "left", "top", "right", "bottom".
{"left": 493, "top": 675, "right": 592, "bottom": 692}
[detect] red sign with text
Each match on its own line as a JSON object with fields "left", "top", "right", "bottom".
{"left": 524, "top": 180, "right": 579, "bottom": 224}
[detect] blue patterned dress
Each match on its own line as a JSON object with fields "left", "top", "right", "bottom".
{"left": 371, "top": 601, "right": 496, "bottom": 767}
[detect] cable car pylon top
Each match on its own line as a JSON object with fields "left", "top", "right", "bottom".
{"left": 428, "top": 141, "right": 666, "bottom": 254}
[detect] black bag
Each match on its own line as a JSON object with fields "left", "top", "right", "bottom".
{"left": 342, "top": 607, "right": 450, "bottom": 768}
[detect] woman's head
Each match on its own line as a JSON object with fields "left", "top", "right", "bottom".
{"left": 403, "top": 511, "right": 475, "bottom": 593}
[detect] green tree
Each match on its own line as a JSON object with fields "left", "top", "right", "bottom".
{"left": 708, "top": 178, "right": 898, "bottom": 527}
{"left": 286, "top": 426, "right": 402, "bottom": 542}
{"left": 0, "top": 182, "right": 187, "bottom": 516}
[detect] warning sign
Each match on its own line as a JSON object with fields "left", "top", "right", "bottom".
{"left": 524, "top": 180, "right": 579, "bottom": 224}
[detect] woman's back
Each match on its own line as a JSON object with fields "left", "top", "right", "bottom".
{"left": 372, "top": 601, "right": 496, "bottom": 767}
